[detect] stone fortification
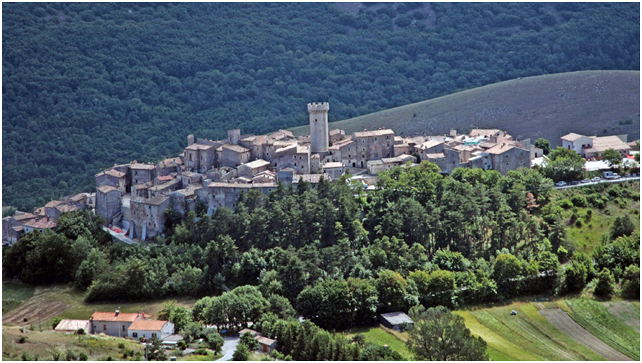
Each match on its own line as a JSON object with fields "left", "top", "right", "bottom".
{"left": 308, "top": 102, "right": 329, "bottom": 153}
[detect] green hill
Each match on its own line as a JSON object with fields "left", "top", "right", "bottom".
{"left": 290, "top": 70, "right": 640, "bottom": 145}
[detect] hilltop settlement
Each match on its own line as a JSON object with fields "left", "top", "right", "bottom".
{"left": 2, "top": 102, "right": 635, "bottom": 244}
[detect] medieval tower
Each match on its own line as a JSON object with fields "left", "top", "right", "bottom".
{"left": 308, "top": 102, "right": 329, "bottom": 153}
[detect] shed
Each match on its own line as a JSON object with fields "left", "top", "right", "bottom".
{"left": 379, "top": 312, "right": 414, "bottom": 331}
{"left": 257, "top": 335, "right": 277, "bottom": 353}
{"left": 55, "top": 319, "right": 91, "bottom": 333}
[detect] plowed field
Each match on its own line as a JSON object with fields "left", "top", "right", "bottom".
{"left": 539, "top": 309, "right": 632, "bottom": 361}
{"left": 2, "top": 295, "right": 68, "bottom": 326}
{"left": 605, "top": 302, "right": 640, "bottom": 333}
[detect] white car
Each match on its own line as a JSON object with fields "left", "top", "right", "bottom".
{"left": 555, "top": 181, "right": 567, "bottom": 187}
{"left": 591, "top": 177, "right": 601, "bottom": 182}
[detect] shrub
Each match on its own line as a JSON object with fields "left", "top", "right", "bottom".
{"left": 571, "top": 195, "right": 587, "bottom": 207}
{"left": 559, "top": 199, "right": 573, "bottom": 209}
{"left": 51, "top": 316, "right": 63, "bottom": 330}
{"left": 118, "top": 343, "right": 125, "bottom": 349}
{"left": 575, "top": 220, "right": 582, "bottom": 228}
{"left": 21, "top": 352, "right": 31, "bottom": 361}
{"left": 556, "top": 246, "right": 568, "bottom": 263}
{"left": 65, "top": 349, "right": 76, "bottom": 361}
{"left": 79, "top": 352, "right": 88, "bottom": 361}
{"left": 177, "top": 340, "right": 187, "bottom": 350}
{"left": 194, "top": 348, "right": 209, "bottom": 355}
{"left": 18, "top": 335, "right": 27, "bottom": 344}
{"left": 622, "top": 265, "right": 640, "bottom": 298}
{"left": 594, "top": 268, "right": 615, "bottom": 297}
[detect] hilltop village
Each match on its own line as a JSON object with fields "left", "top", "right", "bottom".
{"left": 3, "top": 102, "right": 635, "bottom": 244}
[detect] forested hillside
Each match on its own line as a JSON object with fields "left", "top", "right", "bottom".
{"left": 3, "top": 2, "right": 639, "bottom": 210}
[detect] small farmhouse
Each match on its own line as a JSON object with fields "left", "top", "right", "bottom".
{"left": 55, "top": 319, "right": 91, "bottom": 333}
{"left": 128, "top": 319, "right": 175, "bottom": 340}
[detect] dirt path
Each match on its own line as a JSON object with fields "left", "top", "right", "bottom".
{"left": 2, "top": 296, "right": 68, "bottom": 326}
{"left": 539, "top": 309, "right": 632, "bottom": 361}
{"left": 604, "top": 302, "right": 640, "bottom": 333}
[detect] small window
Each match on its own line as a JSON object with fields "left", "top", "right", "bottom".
{"left": 123, "top": 325, "right": 126, "bottom": 331}
{"left": 103, "top": 325, "right": 107, "bottom": 331}
{"left": 133, "top": 332, "right": 138, "bottom": 338}
{"left": 152, "top": 333, "right": 157, "bottom": 338}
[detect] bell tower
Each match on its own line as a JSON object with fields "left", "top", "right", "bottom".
{"left": 308, "top": 102, "right": 330, "bottom": 153}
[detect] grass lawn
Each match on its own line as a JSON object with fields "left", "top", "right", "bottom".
{"left": 344, "top": 325, "right": 413, "bottom": 360}
{"left": 2, "top": 282, "right": 35, "bottom": 314}
{"left": 249, "top": 351, "right": 268, "bottom": 361}
{"left": 566, "top": 298, "right": 640, "bottom": 360}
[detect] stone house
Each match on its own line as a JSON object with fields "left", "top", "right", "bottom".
{"left": 2, "top": 212, "right": 37, "bottom": 244}
{"left": 352, "top": 129, "right": 395, "bottom": 168}
{"left": 128, "top": 320, "right": 174, "bottom": 340}
{"left": 130, "top": 195, "right": 170, "bottom": 240}
{"left": 130, "top": 163, "right": 157, "bottom": 186}
{"left": 180, "top": 172, "right": 203, "bottom": 189}
{"left": 322, "top": 162, "right": 345, "bottom": 180}
{"left": 238, "top": 159, "right": 271, "bottom": 178}
{"left": 329, "top": 129, "right": 346, "bottom": 144}
{"left": 90, "top": 311, "right": 148, "bottom": 338}
{"left": 22, "top": 217, "right": 57, "bottom": 234}
{"left": 156, "top": 157, "right": 183, "bottom": 177}
{"left": 184, "top": 143, "right": 217, "bottom": 173}
{"left": 95, "top": 169, "right": 127, "bottom": 193}
{"left": 485, "top": 143, "right": 531, "bottom": 175}
{"left": 251, "top": 170, "right": 276, "bottom": 184}
{"left": 561, "top": 133, "right": 631, "bottom": 159}
{"left": 273, "top": 144, "right": 310, "bottom": 174}
{"left": 379, "top": 312, "right": 414, "bottom": 331}
{"left": 168, "top": 186, "right": 201, "bottom": 215}
{"left": 219, "top": 144, "right": 251, "bottom": 167}
{"left": 96, "top": 185, "right": 122, "bottom": 225}
{"left": 155, "top": 175, "right": 175, "bottom": 185}
{"left": 149, "top": 179, "right": 182, "bottom": 197}
{"left": 197, "top": 183, "right": 278, "bottom": 213}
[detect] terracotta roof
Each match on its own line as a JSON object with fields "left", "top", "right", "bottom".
{"left": 354, "top": 129, "right": 394, "bottom": 138}
{"left": 129, "top": 320, "right": 169, "bottom": 331}
{"left": 470, "top": 129, "right": 501, "bottom": 137}
{"left": 329, "top": 129, "right": 345, "bottom": 135}
{"left": 257, "top": 336, "right": 277, "bottom": 346}
{"left": 56, "top": 205, "right": 79, "bottom": 213}
{"left": 91, "top": 311, "right": 145, "bottom": 322}
{"left": 105, "top": 169, "right": 126, "bottom": 178}
{"left": 561, "top": 133, "right": 587, "bottom": 142}
{"left": 585, "top": 135, "right": 631, "bottom": 153}
{"left": 70, "top": 193, "right": 87, "bottom": 202}
{"left": 12, "top": 226, "right": 24, "bottom": 232}
{"left": 486, "top": 144, "right": 516, "bottom": 154}
{"left": 97, "top": 185, "right": 118, "bottom": 194}
{"left": 45, "top": 200, "right": 63, "bottom": 208}
{"left": 23, "top": 218, "right": 57, "bottom": 229}
{"left": 157, "top": 175, "right": 174, "bottom": 182}
{"left": 13, "top": 213, "right": 36, "bottom": 221}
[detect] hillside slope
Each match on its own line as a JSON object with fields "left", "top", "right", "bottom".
{"left": 291, "top": 71, "right": 640, "bottom": 145}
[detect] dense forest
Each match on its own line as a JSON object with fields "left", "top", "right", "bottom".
{"left": 3, "top": 2, "right": 640, "bottom": 210}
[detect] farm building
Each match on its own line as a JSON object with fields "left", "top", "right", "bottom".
{"left": 379, "top": 312, "right": 414, "bottom": 331}
{"left": 55, "top": 319, "right": 91, "bottom": 333}
{"left": 239, "top": 328, "right": 278, "bottom": 352}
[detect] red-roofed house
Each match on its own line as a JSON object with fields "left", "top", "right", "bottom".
{"left": 90, "top": 310, "right": 148, "bottom": 337}
{"left": 128, "top": 320, "right": 174, "bottom": 340}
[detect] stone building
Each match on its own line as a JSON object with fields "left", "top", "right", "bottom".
{"left": 149, "top": 179, "right": 182, "bottom": 197}
{"left": 329, "top": 129, "right": 346, "bottom": 144}
{"left": 90, "top": 311, "right": 148, "bottom": 338}
{"left": 322, "top": 162, "right": 345, "bottom": 180}
{"left": 156, "top": 157, "right": 183, "bottom": 177}
{"left": 352, "top": 129, "right": 395, "bottom": 168}
{"left": 219, "top": 144, "right": 251, "bottom": 167}
{"left": 561, "top": 133, "right": 631, "bottom": 158}
{"left": 180, "top": 172, "right": 203, "bottom": 189}
{"left": 238, "top": 159, "right": 271, "bottom": 178}
{"left": 184, "top": 142, "right": 217, "bottom": 173}
{"left": 130, "top": 163, "right": 156, "bottom": 186}
{"left": 196, "top": 183, "right": 278, "bottom": 213}
{"left": 96, "top": 185, "right": 122, "bottom": 225}
{"left": 95, "top": 169, "right": 127, "bottom": 193}
{"left": 273, "top": 144, "right": 310, "bottom": 174}
{"left": 130, "top": 195, "right": 170, "bottom": 240}
{"left": 308, "top": 102, "right": 330, "bottom": 153}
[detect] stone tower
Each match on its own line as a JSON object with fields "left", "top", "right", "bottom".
{"left": 308, "top": 102, "right": 330, "bottom": 153}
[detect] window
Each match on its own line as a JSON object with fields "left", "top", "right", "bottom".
{"left": 123, "top": 325, "right": 126, "bottom": 331}
{"left": 152, "top": 333, "right": 157, "bottom": 338}
{"left": 133, "top": 332, "right": 138, "bottom": 338}
{"left": 103, "top": 325, "right": 106, "bottom": 331}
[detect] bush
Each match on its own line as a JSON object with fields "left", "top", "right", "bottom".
{"left": 79, "top": 352, "right": 88, "bottom": 361}
{"left": 118, "top": 343, "right": 125, "bottom": 349}
{"left": 232, "top": 343, "right": 250, "bottom": 361}
{"left": 65, "top": 349, "right": 76, "bottom": 361}
{"left": 177, "top": 340, "right": 187, "bottom": 350}
{"left": 21, "top": 352, "right": 31, "bottom": 361}
{"left": 194, "top": 348, "right": 209, "bottom": 355}
{"left": 571, "top": 195, "right": 587, "bottom": 207}
{"left": 621, "top": 265, "right": 640, "bottom": 298}
{"left": 575, "top": 220, "right": 582, "bottom": 228}
{"left": 594, "top": 268, "right": 615, "bottom": 297}
{"left": 51, "top": 316, "right": 63, "bottom": 330}
{"left": 559, "top": 199, "right": 573, "bottom": 209}
{"left": 18, "top": 335, "right": 27, "bottom": 344}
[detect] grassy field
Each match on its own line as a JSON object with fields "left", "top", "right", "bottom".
{"left": 344, "top": 325, "right": 413, "bottom": 360}
{"left": 557, "top": 181, "right": 640, "bottom": 255}
{"left": 456, "top": 298, "right": 640, "bottom": 361}
{"left": 566, "top": 299, "right": 640, "bottom": 360}
{"left": 2, "top": 282, "right": 35, "bottom": 314}
{"left": 290, "top": 71, "right": 640, "bottom": 147}
{"left": 2, "top": 326, "right": 144, "bottom": 361}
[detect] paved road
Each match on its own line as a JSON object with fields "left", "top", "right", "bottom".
{"left": 217, "top": 336, "right": 240, "bottom": 361}
{"left": 553, "top": 176, "right": 639, "bottom": 190}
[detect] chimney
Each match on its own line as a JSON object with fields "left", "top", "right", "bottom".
{"left": 115, "top": 310, "right": 120, "bottom": 316}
